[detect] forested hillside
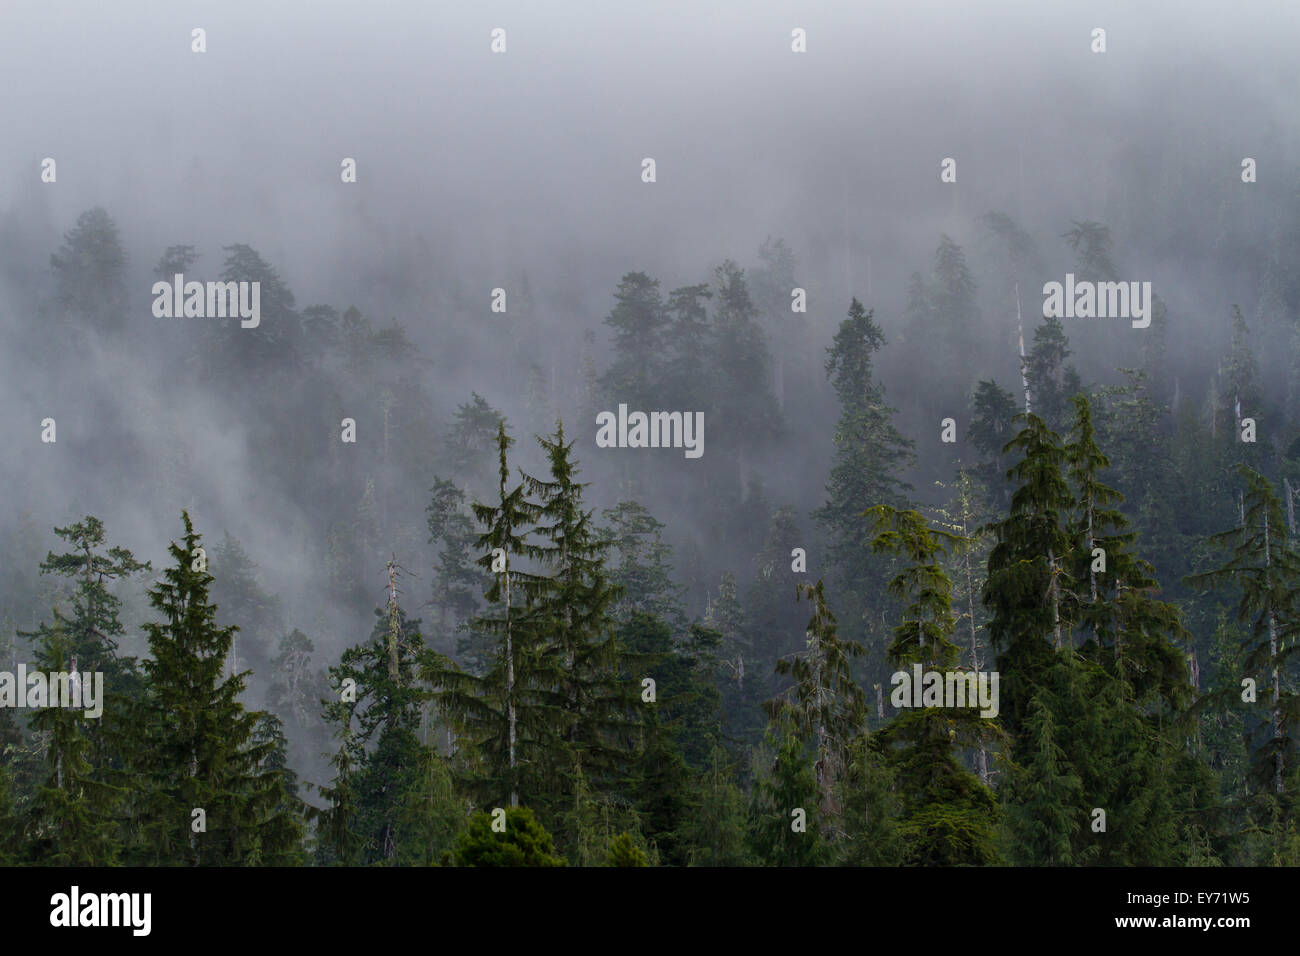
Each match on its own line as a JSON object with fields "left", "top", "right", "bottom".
{"left": 2, "top": 2, "right": 1299, "bottom": 869}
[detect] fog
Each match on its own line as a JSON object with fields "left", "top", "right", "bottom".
{"left": 2, "top": 0, "right": 1299, "bottom": 784}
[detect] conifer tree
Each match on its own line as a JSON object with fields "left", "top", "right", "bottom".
{"left": 27, "top": 516, "right": 151, "bottom": 688}
{"left": 444, "top": 393, "right": 505, "bottom": 495}
{"left": 1064, "top": 393, "right": 1189, "bottom": 704}
{"left": 1187, "top": 465, "right": 1300, "bottom": 797}
{"left": 932, "top": 469, "right": 996, "bottom": 782}
{"left": 319, "top": 588, "right": 454, "bottom": 865}
{"left": 765, "top": 580, "right": 865, "bottom": 814}
{"left": 983, "top": 413, "right": 1075, "bottom": 739}
{"left": 867, "top": 506, "right": 999, "bottom": 866}
{"left": 747, "top": 506, "right": 807, "bottom": 682}
{"left": 1003, "top": 694, "right": 1080, "bottom": 866}
{"left": 664, "top": 283, "right": 713, "bottom": 410}
{"left": 750, "top": 717, "right": 830, "bottom": 866}
{"left": 600, "top": 501, "right": 684, "bottom": 629}
{"left": 23, "top": 624, "right": 124, "bottom": 865}
{"left": 426, "top": 420, "right": 558, "bottom": 809}
{"left": 426, "top": 477, "right": 485, "bottom": 665}
{"left": 1025, "top": 316, "right": 1081, "bottom": 433}
{"left": 49, "top": 207, "right": 129, "bottom": 338}
{"left": 813, "top": 298, "right": 915, "bottom": 658}
{"left": 834, "top": 733, "right": 901, "bottom": 865}
{"left": 684, "top": 744, "right": 752, "bottom": 866}
{"left": 450, "top": 806, "right": 566, "bottom": 867}
{"left": 521, "top": 420, "right": 629, "bottom": 789}
{"left": 124, "top": 512, "right": 302, "bottom": 865}
{"left": 266, "top": 628, "right": 331, "bottom": 759}
{"left": 599, "top": 272, "right": 670, "bottom": 410}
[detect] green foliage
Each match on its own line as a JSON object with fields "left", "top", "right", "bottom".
{"left": 122, "top": 511, "right": 303, "bottom": 865}
{"left": 451, "top": 807, "right": 566, "bottom": 867}
{"left": 606, "top": 832, "right": 648, "bottom": 866}
{"left": 1187, "top": 464, "right": 1300, "bottom": 800}
{"left": 868, "top": 506, "right": 1000, "bottom": 866}
{"left": 749, "top": 721, "right": 830, "bottom": 866}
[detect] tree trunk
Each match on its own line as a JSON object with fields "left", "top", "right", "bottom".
{"left": 506, "top": 563, "right": 517, "bottom": 807}
{"left": 1048, "top": 548, "right": 1062, "bottom": 649}
{"left": 1016, "top": 283, "right": 1031, "bottom": 414}
{"left": 1264, "top": 511, "right": 1282, "bottom": 795}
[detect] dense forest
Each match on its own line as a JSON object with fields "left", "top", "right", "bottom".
{"left": 4, "top": 202, "right": 1300, "bottom": 866}
{"left": 3, "top": 3, "right": 1300, "bottom": 869}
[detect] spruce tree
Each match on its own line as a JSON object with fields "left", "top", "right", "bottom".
{"left": 813, "top": 298, "right": 915, "bottom": 660}
{"left": 1064, "top": 393, "right": 1189, "bottom": 704}
{"left": 983, "top": 413, "right": 1075, "bottom": 740}
{"left": 426, "top": 420, "right": 559, "bottom": 809}
{"left": 521, "top": 420, "right": 629, "bottom": 790}
{"left": 124, "top": 512, "right": 302, "bottom": 865}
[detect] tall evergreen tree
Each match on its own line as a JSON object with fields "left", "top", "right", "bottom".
{"left": 23, "top": 624, "right": 124, "bottom": 865}
{"left": 813, "top": 298, "right": 915, "bottom": 659}
{"left": 49, "top": 207, "right": 128, "bottom": 337}
{"left": 765, "top": 580, "right": 865, "bottom": 817}
{"left": 1064, "top": 393, "right": 1189, "bottom": 703}
{"left": 1187, "top": 465, "right": 1300, "bottom": 798}
{"left": 522, "top": 421, "right": 629, "bottom": 790}
{"left": 600, "top": 272, "right": 670, "bottom": 410}
{"left": 426, "top": 421, "right": 557, "bottom": 809}
{"left": 983, "top": 413, "right": 1075, "bottom": 739}
{"left": 426, "top": 477, "right": 485, "bottom": 666}
{"left": 124, "top": 512, "right": 303, "bottom": 865}
{"left": 868, "top": 506, "right": 999, "bottom": 866}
